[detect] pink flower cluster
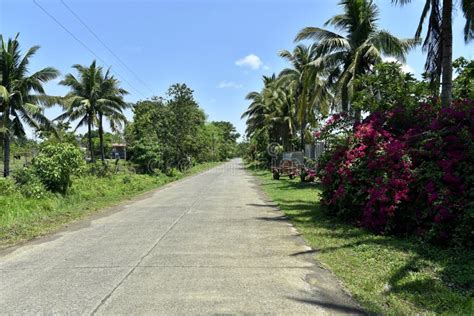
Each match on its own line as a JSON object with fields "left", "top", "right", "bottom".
{"left": 317, "top": 100, "right": 474, "bottom": 247}
{"left": 313, "top": 113, "right": 350, "bottom": 140}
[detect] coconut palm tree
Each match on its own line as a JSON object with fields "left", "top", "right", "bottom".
{"left": 242, "top": 75, "right": 276, "bottom": 139}
{"left": 392, "top": 0, "right": 473, "bottom": 107}
{"left": 0, "top": 34, "right": 59, "bottom": 177}
{"left": 57, "top": 61, "right": 102, "bottom": 162}
{"left": 96, "top": 70, "right": 128, "bottom": 161}
{"left": 58, "top": 61, "right": 128, "bottom": 163}
{"left": 242, "top": 74, "right": 296, "bottom": 151}
{"left": 279, "top": 44, "right": 331, "bottom": 150}
{"left": 241, "top": 90, "right": 266, "bottom": 139}
{"left": 262, "top": 74, "right": 297, "bottom": 151}
{"left": 295, "top": 0, "right": 417, "bottom": 113}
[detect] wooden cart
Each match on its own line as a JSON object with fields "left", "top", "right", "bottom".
{"left": 271, "top": 152, "right": 305, "bottom": 180}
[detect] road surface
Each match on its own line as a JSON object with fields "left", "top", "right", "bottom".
{"left": 0, "top": 159, "right": 362, "bottom": 315}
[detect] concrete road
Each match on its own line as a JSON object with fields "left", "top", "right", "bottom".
{"left": 0, "top": 159, "right": 363, "bottom": 315}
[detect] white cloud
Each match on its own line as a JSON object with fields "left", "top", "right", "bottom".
{"left": 382, "top": 57, "right": 415, "bottom": 74}
{"left": 263, "top": 65, "right": 270, "bottom": 70}
{"left": 235, "top": 54, "right": 263, "bottom": 70}
{"left": 218, "top": 81, "right": 243, "bottom": 89}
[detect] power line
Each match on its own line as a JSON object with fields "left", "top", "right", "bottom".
{"left": 60, "top": 0, "right": 155, "bottom": 95}
{"left": 32, "top": 0, "right": 147, "bottom": 98}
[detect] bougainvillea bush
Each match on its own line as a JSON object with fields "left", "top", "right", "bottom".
{"left": 316, "top": 99, "right": 474, "bottom": 247}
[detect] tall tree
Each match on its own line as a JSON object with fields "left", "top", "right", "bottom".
{"left": 392, "top": 0, "right": 473, "bottom": 107}
{"left": 296, "top": 0, "right": 417, "bottom": 113}
{"left": 57, "top": 61, "right": 101, "bottom": 162}
{"left": 96, "top": 70, "right": 128, "bottom": 161}
{"left": 166, "top": 83, "right": 206, "bottom": 165}
{"left": 58, "top": 61, "right": 128, "bottom": 162}
{"left": 0, "top": 34, "right": 59, "bottom": 177}
{"left": 242, "top": 74, "right": 297, "bottom": 151}
{"left": 279, "top": 44, "right": 330, "bottom": 150}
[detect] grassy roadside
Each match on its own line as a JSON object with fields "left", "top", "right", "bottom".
{"left": 0, "top": 161, "right": 221, "bottom": 249}
{"left": 251, "top": 168, "right": 473, "bottom": 315}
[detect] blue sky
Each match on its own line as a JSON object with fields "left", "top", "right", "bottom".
{"left": 1, "top": 0, "right": 472, "bottom": 139}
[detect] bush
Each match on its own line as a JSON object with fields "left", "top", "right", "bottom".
{"left": 33, "top": 143, "right": 85, "bottom": 194}
{"left": 128, "top": 139, "right": 162, "bottom": 174}
{"left": 316, "top": 100, "right": 474, "bottom": 247}
{"left": 86, "top": 162, "right": 113, "bottom": 178}
{"left": 166, "top": 167, "right": 181, "bottom": 178}
{"left": 0, "top": 177, "right": 17, "bottom": 196}
{"left": 13, "top": 167, "right": 49, "bottom": 199}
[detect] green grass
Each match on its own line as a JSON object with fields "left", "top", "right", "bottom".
{"left": 251, "top": 168, "right": 473, "bottom": 315}
{"left": 0, "top": 162, "right": 221, "bottom": 249}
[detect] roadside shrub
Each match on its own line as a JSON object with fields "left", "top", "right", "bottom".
{"left": 128, "top": 138, "right": 162, "bottom": 174}
{"left": 86, "top": 162, "right": 113, "bottom": 178}
{"left": 122, "top": 175, "right": 132, "bottom": 184}
{"left": 316, "top": 99, "right": 474, "bottom": 247}
{"left": 13, "top": 167, "right": 49, "bottom": 199}
{"left": 0, "top": 177, "right": 17, "bottom": 196}
{"left": 166, "top": 167, "right": 181, "bottom": 177}
{"left": 33, "top": 143, "right": 85, "bottom": 194}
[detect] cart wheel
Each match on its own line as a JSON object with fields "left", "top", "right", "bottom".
{"left": 289, "top": 174, "right": 295, "bottom": 180}
{"left": 273, "top": 171, "right": 280, "bottom": 180}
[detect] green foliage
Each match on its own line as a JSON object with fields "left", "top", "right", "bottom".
{"left": 33, "top": 143, "right": 85, "bottom": 193}
{"left": 86, "top": 162, "right": 113, "bottom": 178}
{"left": 166, "top": 167, "right": 181, "bottom": 177}
{"left": 235, "top": 141, "right": 250, "bottom": 158}
{"left": 126, "top": 84, "right": 238, "bottom": 173}
{"left": 79, "top": 131, "right": 122, "bottom": 160}
{"left": 13, "top": 167, "right": 49, "bottom": 199}
{"left": 242, "top": 74, "right": 298, "bottom": 153}
{"left": 0, "top": 34, "right": 59, "bottom": 177}
{"left": 453, "top": 57, "right": 474, "bottom": 99}
{"left": 245, "top": 131, "right": 271, "bottom": 166}
{"left": 210, "top": 121, "right": 240, "bottom": 159}
{"left": 166, "top": 83, "right": 206, "bottom": 164}
{"left": 295, "top": 0, "right": 418, "bottom": 113}
{"left": 38, "top": 122, "right": 78, "bottom": 145}
{"left": 57, "top": 60, "right": 128, "bottom": 162}
{"left": 0, "top": 177, "right": 16, "bottom": 196}
{"left": 353, "top": 62, "right": 430, "bottom": 112}
{"left": 129, "top": 138, "right": 162, "bottom": 173}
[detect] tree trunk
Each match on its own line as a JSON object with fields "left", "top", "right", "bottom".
{"left": 98, "top": 112, "right": 105, "bottom": 162}
{"left": 87, "top": 118, "right": 95, "bottom": 163}
{"left": 300, "top": 110, "right": 307, "bottom": 151}
{"left": 354, "top": 109, "right": 362, "bottom": 123}
{"left": 281, "top": 122, "right": 290, "bottom": 152}
{"left": 341, "top": 85, "right": 349, "bottom": 113}
{"left": 440, "top": 0, "right": 453, "bottom": 108}
{"left": 3, "top": 132, "right": 10, "bottom": 177}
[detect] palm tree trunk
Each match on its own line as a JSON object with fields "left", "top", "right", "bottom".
{"left": 87, "top": 118, "right": 95, "bottom": 163}
{"left": 300, "top": 110, "right": 307, "bottom": 151}
{"left": 3, "top": 132, "right": 10, "bottom": 177}
{"left": 341, "top": 86, "right": 349, "bottom": 113}
{"left": 440, "top": 0, "right": 453, "bottom": 108}
{"left": 281, "top": 123, "right": 290, "bottom": 152}
{"left": 354, "top": 109, "right": 362, "bottom": 123}
{"left": 98, "top": 112, "right": 105, "bottom": 162}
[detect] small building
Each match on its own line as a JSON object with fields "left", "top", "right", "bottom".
{"left": 111, "top": 143, "right": 127, "bottom": 160}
